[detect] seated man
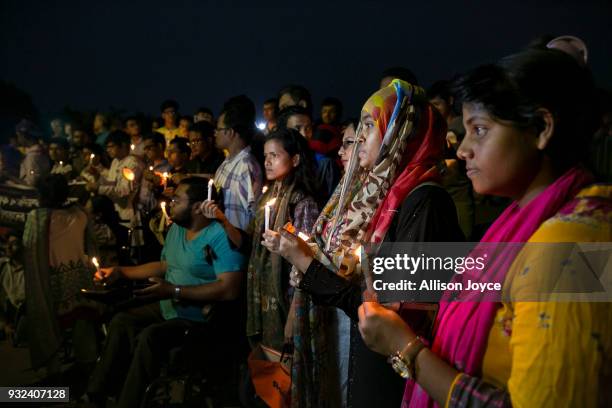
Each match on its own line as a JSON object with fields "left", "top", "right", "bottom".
{"left": 87, "top": 177, "right": 244, "bottom": 408}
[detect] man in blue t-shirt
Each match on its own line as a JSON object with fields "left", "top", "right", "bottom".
{"left": 87, "top": 177, "right": 244, "bottom": 408}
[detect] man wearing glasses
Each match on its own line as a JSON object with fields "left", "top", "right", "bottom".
{"left": 186, "top": 121, "right": 225, "bottom": 176}
{"left": 88, "top": 177, "right": 244, "bottom": 408}
{"left": 213, "top": 95, "right": 263, "bottom": 235}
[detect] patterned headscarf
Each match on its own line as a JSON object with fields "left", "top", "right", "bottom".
{"left": 311, "top": 79, "right": 446, "bottom": 280}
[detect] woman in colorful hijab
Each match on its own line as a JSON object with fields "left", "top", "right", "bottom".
{"left": 263, "top": 79, "right": 464, "bottom": 407}
{"left": 358, "top": 49, "right": 612, "bottom": 407}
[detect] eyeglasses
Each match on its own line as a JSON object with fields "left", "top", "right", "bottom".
{"left": 170, "top": 197, "right": 192, "bottom": 205}
{"left": 189, "top": 139, "right": 204, "bottom": 145}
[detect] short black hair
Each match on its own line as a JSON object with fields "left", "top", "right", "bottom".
{"left": 143, "top": 132, "right": 167, "bottom": 151}
{"left": 160, "top": 99, "right": 179, "bottom": 112}
{"left": 454, "top": 48, "right": 598, "bottom": 169}
{"left": 179, "top": 176, "right": 221, "bottom": 204}
{"left": 123, "top": 115, "right": 142, "bottom": 127}
{"left": 321, "top": 97, "right": 343, "bottom": 118}
{"left": 278, "top": 85, "right": 312, "bottom": 111}
{"left": 220, "top": 95, "right": 256, "bottom": 144}
{"left": 38, "top": 174, "right": 68, "bottom": 208}
{"left": 381, "top": 66, "right": 419, "bottom": 86}
{"left": 169, "top": 137, "right": 191, "bottom": 156}
{"left": 341, "top": 118, "right": 359, "bottom": 132}
{"left": 105, "top": 130, "right": 130, "bottom": 147}
{"left": 196, "top": 107, "right": 213, "bottom": 116}
{"left": 277, "top": 106, "right": 311, "bottom": 130}
{"left": 264, "top": 97, "right": 278, "bottom": 106}
{"left": 427, "top": 80, "right": 452, "bottom": 101}
{"left": 49, "top": 137, "right": 70, "bottom": 150}
{"left": 190, "top": 121, "right": 215, "bottom": 140}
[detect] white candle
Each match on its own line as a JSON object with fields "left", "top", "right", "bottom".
{"left": 207, "top": 179, "right": 214, "bottom": 201}
{"left": 162, "top": 172, "right": 169, "bottom": 188}
{"left": 91, "top": 257, "right": 100, "bottom": 279}
{"left": 264, "top": 198, "right": 277, "bottom": 231}
{"left": 262, "top": 185, "right": 268, "bottom": 194}
{"left": 298, "top": 232, "right": 309, "bottom": 241}
{"left": 160, "top": 201, "right": 170, "bottom": 226}
{"left": 149, "top": 166, "right": 154, "bottom": 171}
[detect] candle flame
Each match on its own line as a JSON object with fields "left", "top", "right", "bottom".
{"left": 91, "top": 257, "right": 100, "bottom": 269}
{"left": 130, "top": 144, "right": 135, "bottom": 151}
{"left": 354, "top": 245, "right": 362, "bottom": 257}
{"left": 90, "top": 153, "right": 95, "bottom": 160}
{"left": 149, "top": 166, "right": 154, "bottom": 171}
{"left": 162, "top": 172, "right": 169, "bottom": 179}
{"left": 262, "top": 186, "right": 268, "bottom": 194}
{"left": 122, "top": 167, "right": 135, "bottom": 181}
{"left": 59, "top": 161, "right": 63, "bottom": 166}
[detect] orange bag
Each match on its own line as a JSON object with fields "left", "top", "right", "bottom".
{"left": 247, "top": 343, "right": 293, "bottom": 408}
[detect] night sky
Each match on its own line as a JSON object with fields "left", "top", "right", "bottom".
{"left": 1, "top": 0, "right": 611, "bottom": 125}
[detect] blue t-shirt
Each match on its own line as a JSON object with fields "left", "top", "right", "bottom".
{"left": 159, "top": 222, "right": 244, "bottom": 322}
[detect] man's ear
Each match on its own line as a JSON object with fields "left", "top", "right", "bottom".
{"left": 192, "top": 201, "right": 203, "bottom": 214}
{"left": 298, "top": 100, "right": 308, "bottom": 109}
{"left": 292, "top": 154, "right": 301, "bottom": 168}
{"left": 536, "top": 108, "right": 555, "bottom": 151}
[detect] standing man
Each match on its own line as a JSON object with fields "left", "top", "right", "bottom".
{"left": 213, "top": 95, "right": 262, "bottom": 234}
{"left": 124, "top": 116, "right": 145, "bottom": 158}
{"left": 156, "top": 100, "right": 182, "bottom": 146}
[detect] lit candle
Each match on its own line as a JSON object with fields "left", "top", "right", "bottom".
{"left": 298, "top": 232, "right": 309, "bottom": 241}
{"left": 262, "top": 185, "right": 268, "bottom": 194}
{"left": 91, "top": 256, "right": 100, "bottom": 272}
{"left": 59, "top": 160, "right": 63, "bottom": 166}
{"left": 90, "top": 153, "right": 95, "bottom": 161}
{"left": 122, "top": 167, "right": 135, "bottom": 191}
{"left": 207, "top": 178, "right": 214, "bottom": 201}
{"left": 130, "top": 144, "right": 135, "bottom": 151}
{"left": 264, "top": 198, "right": 277, "bottom": 231}
{"left": 161, "top": 172, "right": 169, "bottom": 188}
{"left": 149, "top": 166, "right": 154, "bottom": 172}
{"left": 91, "top": 257, "right": 100, "bottom": 281}
{"left": 160, "top": 201, "right": 171, "bottom": 226}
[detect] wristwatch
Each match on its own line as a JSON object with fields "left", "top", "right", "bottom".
{"left": 172, "top": 285, "right": 182, "bottom": 302}
{"left": 388, "top": 336, "right": 426, "bottom": 379}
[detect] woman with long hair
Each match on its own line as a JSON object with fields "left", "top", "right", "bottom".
{"left": 358, "top": 48, "right": 612, "bottom": 407}
{"left": 263, "top": 79, "right": 464, "bottom": 407}
{"left": 202, "top": 128, "right": 332, "bottom": 406}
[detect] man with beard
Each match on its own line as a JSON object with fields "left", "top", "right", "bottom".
{"left": 87, "top": 177, "right": 244, "bottom": 408}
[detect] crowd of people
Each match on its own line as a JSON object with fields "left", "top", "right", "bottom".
{"left": 0, "top": 34, "right": 611, "bottom": 408}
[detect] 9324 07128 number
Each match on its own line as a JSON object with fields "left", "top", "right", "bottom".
{"left": 0, "top": 387, "right": 69, "bottom": 402}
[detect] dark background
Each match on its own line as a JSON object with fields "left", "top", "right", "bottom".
{"left": 1, "top": 0, "right": 611, "bottom": 126}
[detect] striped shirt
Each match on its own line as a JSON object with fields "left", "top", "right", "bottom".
{"left": 214, "top": 146, "right": 262, "bottom": 233}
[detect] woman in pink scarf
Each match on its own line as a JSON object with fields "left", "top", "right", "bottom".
{"left": 358, "top": 49, "right": 612, "bottom": 407}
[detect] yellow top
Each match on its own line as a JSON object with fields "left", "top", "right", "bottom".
{"left": 480, "top": 185, "right": 612, "bottom": 407}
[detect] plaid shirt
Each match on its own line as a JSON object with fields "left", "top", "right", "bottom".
{"left": 214, "top": 146, "right": 262, "bottom": 233}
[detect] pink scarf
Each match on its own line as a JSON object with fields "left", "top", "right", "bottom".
{"left": 403, "top": 166, "right": 593, "bottom": 407}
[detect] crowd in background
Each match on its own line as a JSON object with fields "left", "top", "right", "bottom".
{"left": 0, "top": 34, "right": 611, "bottom": 408}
